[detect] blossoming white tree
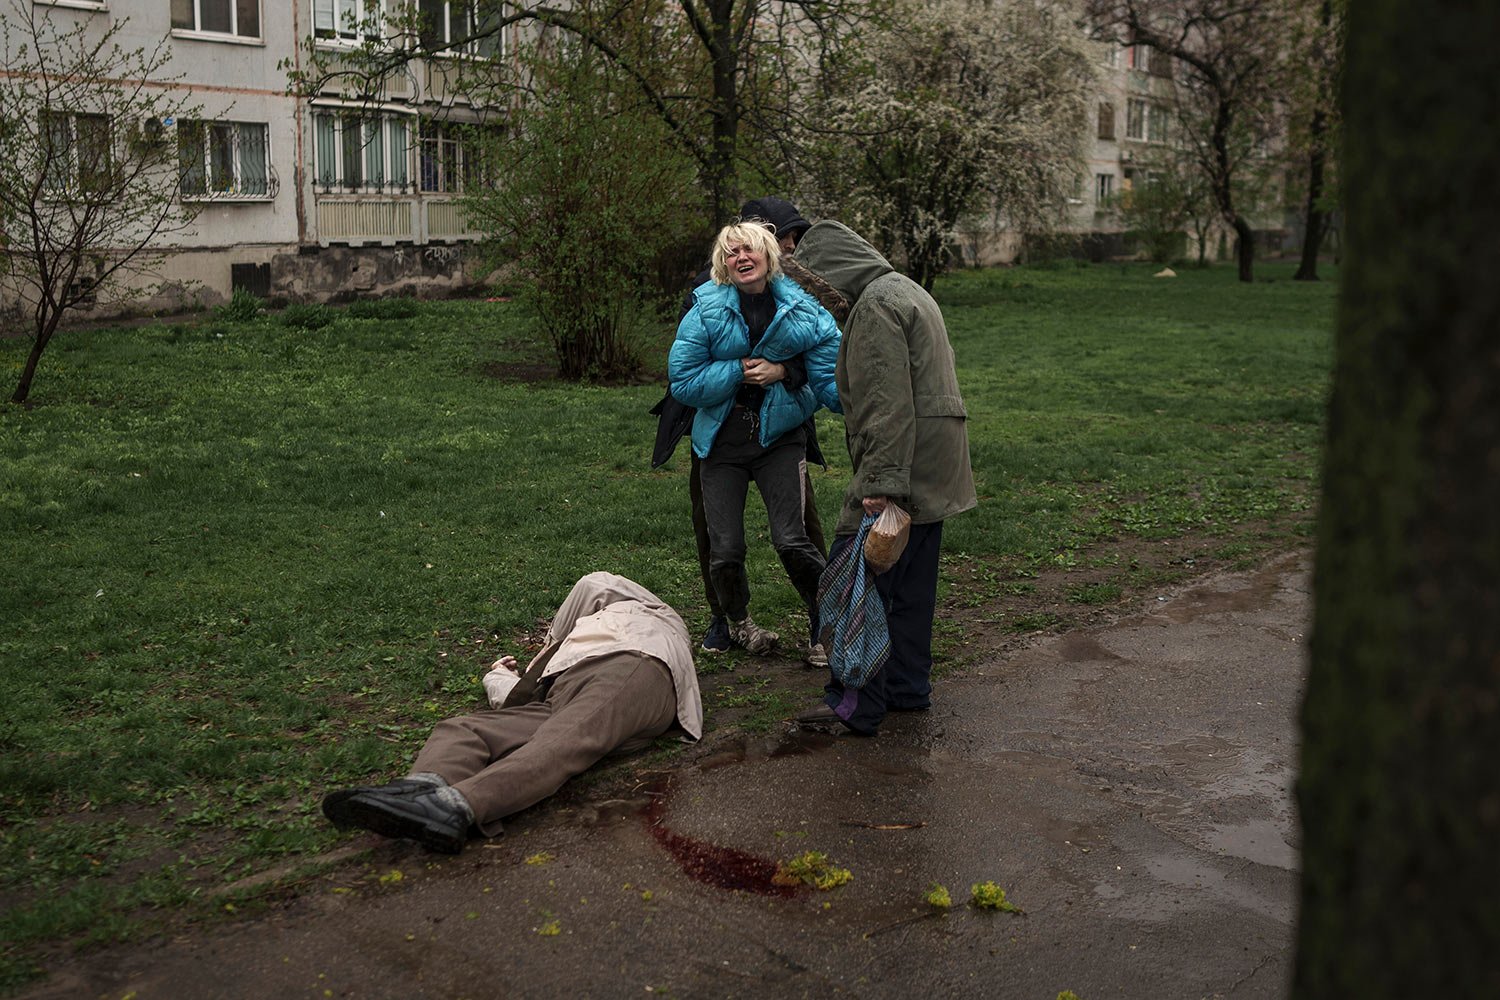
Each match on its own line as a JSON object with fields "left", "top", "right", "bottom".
{"left": 798, "top": 0, "right": 1096, "bottom": 289}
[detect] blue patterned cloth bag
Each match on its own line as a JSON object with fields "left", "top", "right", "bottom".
{"left": 816, "top": 514, "right": 891, "bottom": 689}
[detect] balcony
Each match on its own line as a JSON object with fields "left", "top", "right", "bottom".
{"left": 314, "top": 195, "right": 480, "bottom": 245}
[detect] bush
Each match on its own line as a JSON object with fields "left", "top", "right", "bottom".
{"left": 217, "top": 288, "right": 265, "bottom": 322}
{"left": 280, "top": 302, "right": 335, "bottom": 331}
{"left": 461, "top": 48, "right": 699, "bottom": 381}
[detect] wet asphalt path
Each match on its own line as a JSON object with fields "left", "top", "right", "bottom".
{"left": 25, "top": 554, "right": 1309, "bottom": 1000}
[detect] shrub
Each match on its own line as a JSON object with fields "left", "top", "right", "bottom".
{"left": 217, "top": 288, "right": 265, "bottom": 322}
{"left": 280, "top": 302, "right": 335, "bottom": 331}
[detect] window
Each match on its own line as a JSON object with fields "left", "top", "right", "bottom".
{"left": 1096, "top": 102, "right": 1115, "bottom": 141}
{"left": 1147, "top": 103, "right": 1170, "bottom": 143}
{"left": 171, "top": 0, "right": 260, "bottom": 38}
{"left": 1127, "top": 99, "right": 1170, "bottom": 143}
{"left": 179, "top": 120, "right": 270, "bottom": 198}
{"left": 1126, "top": 98, "right": 1146, "bottom": 140}
{"left": 40, "top": 111, "right": 112, "bottom": 194}
{"left": 1095, "top": 173, "right": 1114, "bottom": 204}
{"left": 1127, "top": 43, "right": 1151, "bottom": 71}
{"left": 417, "top": 120, "right": 497, "bottom": 194}
{"left": 314, "top": 0, "right": 381, "bottom": 42}
{"left": 313, "top": 112, "right": 410, "bottom": 191}
{"left": 1148, "top": 48, "right": 1173, "bottom": 78}
{"left": 418, "top": 0, "right": 503, "bottom": 58}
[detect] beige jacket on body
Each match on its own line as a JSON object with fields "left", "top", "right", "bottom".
{"left": 482, "top": 572, "right": 703, "bottom": 739}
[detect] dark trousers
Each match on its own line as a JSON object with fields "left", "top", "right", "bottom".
{"left": 824, "top": 520, "right": 944, "bottom": 734}
{"left": 692, "top": 454, "right": 825, "bottom": 619}
{"left": 698, "top": 410, "right": 825, "bottom": 624}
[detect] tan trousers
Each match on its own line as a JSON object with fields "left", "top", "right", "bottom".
{"left": 412, "top": 651, "right": 677, "bottom": 836}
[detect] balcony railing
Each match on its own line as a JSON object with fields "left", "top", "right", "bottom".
{"left": 314, "top": 195, "right": 480, "bottom": 245}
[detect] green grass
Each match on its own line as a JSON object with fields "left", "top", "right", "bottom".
{"left": 0, "top": 261, "right": 1335, "bottom": 988}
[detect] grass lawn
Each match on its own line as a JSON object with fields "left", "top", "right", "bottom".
{"left": 0, "top": 260, "right": 1336, "bottom": 988}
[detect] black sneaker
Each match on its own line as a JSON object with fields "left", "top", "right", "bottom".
{"left": 700, "top": 615, "right": 732, "bottom": 653}
{"left": 323, "top": 787, "right": 471, "bottom": 854}
{"left": 321, "top": 778, "right": 437, "bottom": 822}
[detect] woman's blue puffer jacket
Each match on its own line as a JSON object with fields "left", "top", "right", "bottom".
{"left": 668, "top": 274, "right": 842, "bottom": 460}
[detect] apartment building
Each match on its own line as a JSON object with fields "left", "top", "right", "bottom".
{"left": 1069, "top": 37, "right": 1289, "bottom": 264}
{"left": 3, "top": 0, "right": 506, "bottom": 320}
{"left": 1073, "top": 40, "right": 1178, "bottom": 257}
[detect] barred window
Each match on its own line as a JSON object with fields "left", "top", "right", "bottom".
{"left": 313, "top": 113, "right": 410, "bottom": 192}
{"left": 179, "top": 120, "right": 270, "bottom": 198}
{"left": 417, "top": 120, "right": 498, "bottom": 194}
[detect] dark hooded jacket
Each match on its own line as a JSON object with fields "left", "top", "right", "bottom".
{"left": 792, "top": 221, "right": 977, "bottom": 534}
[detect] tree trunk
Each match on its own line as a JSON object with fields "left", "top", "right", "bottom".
{"left": 705, "top": 0, "right": 740, "bottom": 227}
{"left": 1293, "top": 2, "right": 1500, "bottom": 996}
{"left": 1232, "top": 215, "right": 1255, "bottom": 283}
{"left": 1208, "top": 96, "right": 1254, "bottom": 283}
{"left": 1295, "top": 1, "right": 1334, "bottom": 282}
{"left": 11, "top": 293, "right": 63, "bottom": 405}
{"left": 11, "top": 331, "right": 50, "bottom": 405}
{"left": 1293, "top": 123, "right": 1326, "bottom": 281}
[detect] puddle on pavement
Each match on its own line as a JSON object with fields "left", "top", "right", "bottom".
{"left": 1158, "top": 735, "right": 1293, "bottom": 803}
{"left": 1150, "top": 560, "right": 1294, "bottom": 625}
{"left": 697, "top": 730, "right": 839, "bottom": 772}
{"left": 1053, "top": 633, "right": 1125, "bottom": 663}
{"left": 1204, "top": 817, "right": 1297, "bottom": 870}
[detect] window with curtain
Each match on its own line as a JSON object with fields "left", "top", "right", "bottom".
{"left": 314, "top": 0, "right": 380, "bottom": 42}
{"left": 418, "top": 0, "right": 503, "bottom": 58}
{"left": 172, "top": 0, "right": 260, "bottom": 38}
{"left": 40, "top": 111, "right": 112, "bottom": 195}
{"left": 1126, "top": 98, "right": 1146, "bottom": 141}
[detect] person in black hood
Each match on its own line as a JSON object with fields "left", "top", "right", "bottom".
{"left": 649, "top": 196, "right": 830, "bottom": 663}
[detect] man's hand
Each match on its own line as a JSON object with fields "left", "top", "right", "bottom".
{"left": 741, "top": 358, "right": 786, "bottom": 386}
{"left": 489, "top": 654, "right": 519, "bottom": 674}
{"left": 862, "top": 495, "right": 888, "bottom": 515}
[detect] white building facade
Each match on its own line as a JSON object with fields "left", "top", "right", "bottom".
{"left": 3, "top": 0, "right": 505, "bottom": 321}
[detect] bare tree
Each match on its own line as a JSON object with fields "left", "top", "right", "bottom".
{"left": 1086, "top": 0, "right": 1287, "bottom": 282}
{"left": 1, "top": 0, "right": 197, "bottom": 404}
{"left": 1294, "top": 3, "right": 1500, "bottom": 995}
{"left": 799, "top": 0, "right": 1094, "bottom": 290}
{"left": 289, "top": 0, "right": 885, "bottom": 229}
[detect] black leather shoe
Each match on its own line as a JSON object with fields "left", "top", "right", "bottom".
{"left": 795, "top": 703, "right": 841, "bottom": 725}
{"left": 323, "top": 788, "right": 470, "bottom": 854}
{"left": 322, "top": 779, "right": 435, "bottom": 824}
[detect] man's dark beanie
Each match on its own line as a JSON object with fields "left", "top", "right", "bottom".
{"left": 739, "top": 196, "right": 811, "bottom": 243}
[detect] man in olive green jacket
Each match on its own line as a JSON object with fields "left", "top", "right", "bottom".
{"left": 788, "top": 221, "right": 977, "bottom": 735}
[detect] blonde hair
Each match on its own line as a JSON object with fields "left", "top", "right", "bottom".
{"left": 709, "top": 221, "right": 782, "bottom": 286}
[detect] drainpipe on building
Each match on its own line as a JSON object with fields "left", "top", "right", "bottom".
{"left": 291, "top": 0, "right": 308, "bottom": 247}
